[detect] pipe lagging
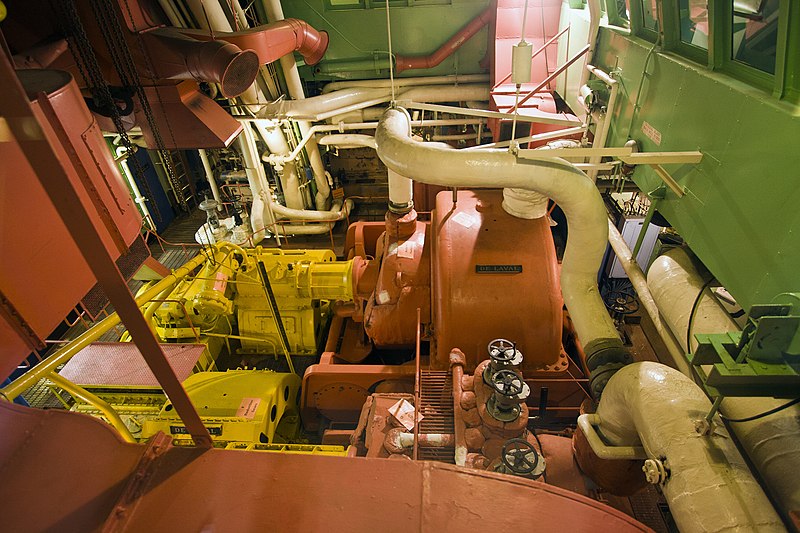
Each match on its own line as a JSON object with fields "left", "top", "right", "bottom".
{"left": 262, "top": 84, "right": 490, "bottom": 120}
{"left": 375, "top": 108, "right": 626, "bottom": 396}
{"left": 647, "top": 247, "right": 800, "bottom": 520}
{"left": 316, "top": 134, "right": 412, "bottom": 212}
{"left": 595, "top": 362, "right": 784, "bottom": 532}
{"left": 269, "top": 198, "right": 353, "bottom": 222}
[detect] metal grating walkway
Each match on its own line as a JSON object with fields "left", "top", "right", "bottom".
{"left": 418, "top": 370, "right": 455, "bottom": 463}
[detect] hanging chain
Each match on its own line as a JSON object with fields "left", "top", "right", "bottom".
{"left": 53, "top": 0, "right": 163, "bottom": 224}
{"left": 89, "top": 0, "right": 189, "bottom": 212}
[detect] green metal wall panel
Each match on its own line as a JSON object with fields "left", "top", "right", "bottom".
{"left": 595, "top": 28, "right": 800, "bottom": 309}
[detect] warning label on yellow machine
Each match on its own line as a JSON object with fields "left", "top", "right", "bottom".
{"left": 236, "top": 398, "right": 261, "bottom": 419}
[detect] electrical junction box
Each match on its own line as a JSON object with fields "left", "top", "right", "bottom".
{"left": 606, "top": 216, "right": 660, "bottom": 278}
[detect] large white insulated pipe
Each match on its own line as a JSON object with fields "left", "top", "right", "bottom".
{"left": 376, "top": 108, "right": 626, "bottom": 394}
{"left": 321, "top": 74, "right": 490, "bottom": 93}
{"left": 648, "top": 247, "right": 800, "bottom": 520}
{"left": 253, "top": 121, "right": 306, "bottom": 210}
{"left": 263, "top": 0, "right": 331, "bottom": 208}
{"left": 263, "top": 85, "right": 490, "bottom": 121}
{"left": 593, "top": 362, "right": 784, "bottom": 532}
{"left": 239, "top": 125, "right": 341, "bottom": 237}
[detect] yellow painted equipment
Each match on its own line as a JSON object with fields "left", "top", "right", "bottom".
{"left": 141, "top": 370, "right": 302, "bottom": 444}
{"left": 224, "top": 442, "right": 350, "bottom": 456}
{"left": 235, "top": 247, "right": 354, "bottom": 356}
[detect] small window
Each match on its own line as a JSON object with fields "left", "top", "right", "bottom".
{"left": 641, "top": 0, "right": 659, "bottom": 31}
{"left": 679, "top": 0, "right": 709, "bottom": 49}
{"left": 732, "top": 0, "right": 780, "bottom": 74}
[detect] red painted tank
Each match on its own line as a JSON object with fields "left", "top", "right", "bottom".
{"left": 431, "top": 190, "right": 562, "bottom": 372}
{"left": 0, "top": 70, "right": 142, "bottom": 377}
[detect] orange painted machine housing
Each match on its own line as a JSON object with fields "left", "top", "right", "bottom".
{"left": 431, "top": 190, "right": 564, "bottom": 374}
{"left": 0, "top": 70, "right": 143, "bottom": 377}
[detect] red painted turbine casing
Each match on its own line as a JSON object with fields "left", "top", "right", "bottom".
{"left": 431, "top": 190, "right": 562, "bottom": 373}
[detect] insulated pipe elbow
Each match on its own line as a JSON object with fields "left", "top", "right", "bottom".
{"left": 375, "top": 108, "right": 626, "bottom": 396}
{"left": 595, "top": 362, "right": 784, "bottom": 532}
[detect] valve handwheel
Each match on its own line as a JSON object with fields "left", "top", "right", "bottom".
{"left": 488, "top": 338, "right": 517, "bottom": 363}
{"left": 604, "top": 291, "right": 639, "bottom": 315}
{"left": 491, "top": 369, "right": 524, "bottom": 397}
{"left": 501, "top": 438, "right": 539, "bottom": 475}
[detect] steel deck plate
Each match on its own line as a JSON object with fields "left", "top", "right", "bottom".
{"left": 59, "top": 342, "right": 206, "bottom": 387}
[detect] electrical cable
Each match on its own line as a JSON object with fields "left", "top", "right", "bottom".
{"left": 721, "top": 397, "right": 800, "bottom": 423}
{"left": 686, "top": 277, "right": 715, "bottom": 354}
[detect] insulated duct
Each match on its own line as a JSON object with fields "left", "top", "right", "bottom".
{"left": 376, "top": 108, "right": 627, "bottom": 396}
{"left": 647, "top": 247, "right": 800, "bottom": 521}
{"left": 592, "top": 362, "right": 784, "bottom": 532}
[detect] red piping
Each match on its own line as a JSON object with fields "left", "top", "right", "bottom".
{"left": 178, "top": 18, "right": 329, "bottom": 67}
{"left": 394, "top": 5, "right": 494, "bottom": 73}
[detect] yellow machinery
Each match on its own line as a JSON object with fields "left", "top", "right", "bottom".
{"left": 142, "top": 370, "right": 302, "bottom": 445}
{"left": 152, "top": 246, "right": 354, "bottom": 358}
{"left": 53, "top": 244, "right": 356, "bottom": 450}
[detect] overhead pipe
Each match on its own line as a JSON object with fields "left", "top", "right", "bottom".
{"left": 393, "top": 5, "right": 494, "bottom": 72}
{"left": 261, "top": 84, "right": 490, "bottom": 121}
{"left": 321, "top": 74, "right": 490, "bottom": 94}
{"left": 141, "top": 29, "right": 259, "bottom": 98}
{"left": 647, "top": 247, "right": 800, "bottom": 521}
{"left": 311, "top": 6, "right": 493, "bottom": 75}
{"left": 182, "top": 0, "right": 264, "bottom": 108}
{"left": 177, "top": 19, "right": 329, "bottom": 68}
{"left": 252, "top": 121, "right": 306, "bottom": 210}
{"left": 263, "top": 0, "right": 331, "bottom": 209}
{"left": 587, "top": 362, "right": 784, "bottom": 532}
{"left": 198, "top": 149, "right": 223, "bottom": 211}
{"left": 376, "top": 108, "right": 627, "bottom": 396}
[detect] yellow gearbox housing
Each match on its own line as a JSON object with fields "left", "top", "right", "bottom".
{"left": 142, "top": 370, "right": 301, "bottom": 445}
{"left": 236, "top": 247, "right": 354, "bottom": 356}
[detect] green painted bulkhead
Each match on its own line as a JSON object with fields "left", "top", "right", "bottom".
{"left": 590, "top": 1, "right": 800, "bottom": 309}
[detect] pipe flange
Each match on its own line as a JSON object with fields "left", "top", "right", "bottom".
{"left": 643, "top": 458, "right": 669, "bottom": 485}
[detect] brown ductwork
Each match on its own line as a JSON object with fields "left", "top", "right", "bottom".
{"left": 178, "top": 19, "right": 329, "bottom": 67}
{"left": 142, "top": 30, "right": 260, "bottom": 98}
{"left": 394, "top": 6, "right": 494, "bottom": 72}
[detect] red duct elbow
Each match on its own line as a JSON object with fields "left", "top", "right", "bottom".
{"left": 178, "top": 18, "right": 329, "bottom": 67}
{"left": 394, "top": 6, "right": 494, "bottom": 73}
